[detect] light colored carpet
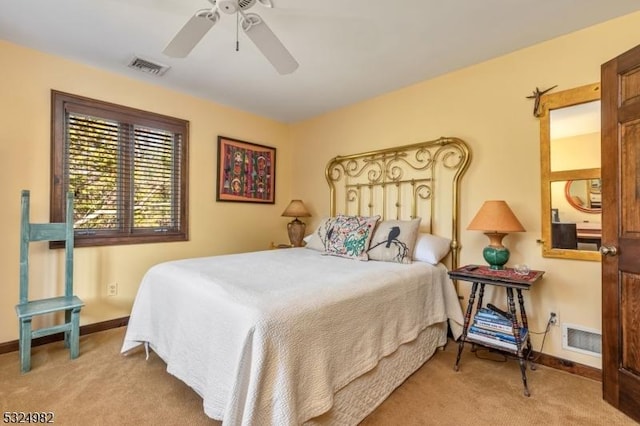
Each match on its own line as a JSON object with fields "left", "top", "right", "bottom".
{"left": 0, "top": 327, "right": 636, "bottom": 425}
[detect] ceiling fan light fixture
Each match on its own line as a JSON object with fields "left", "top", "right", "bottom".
{"left": 164, "top": 0, "right": 297, "bottom": 74}
{"left": 239, "top": 0, "right": 258, "bottom": 10}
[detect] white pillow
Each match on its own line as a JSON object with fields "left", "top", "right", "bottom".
{"left": 413, "top": 232, "right": 452, "bottom": 264}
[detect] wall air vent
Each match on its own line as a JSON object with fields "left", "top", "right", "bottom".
{"left": 562, "top": 323, "right": 601, "bottom": 357}
{"left": 127, "top": 56, "right": 170, "bottom": 76}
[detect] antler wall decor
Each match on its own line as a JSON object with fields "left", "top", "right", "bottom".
{"left": 527, "top": 85, "right": 557, "bottom": 117}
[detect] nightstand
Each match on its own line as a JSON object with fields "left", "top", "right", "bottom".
{"left": 270, "top": 242, "right": 294, "bottom": 249}
{"left": 448, "top": 264, "right": 545, "bottom": 397}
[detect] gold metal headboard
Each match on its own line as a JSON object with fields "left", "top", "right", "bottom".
{"left": 325, "top": 137, "right": 471, "bottom": 270}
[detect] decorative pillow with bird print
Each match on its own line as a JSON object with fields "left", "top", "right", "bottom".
{"left": 304, "top": 216, "right": 333, "bottom": 251}
{"left": 323, "top": 214, "right": 380, "bottom": 260}
{"left": 367, "top": 218, "right": 421, "bottom": 264}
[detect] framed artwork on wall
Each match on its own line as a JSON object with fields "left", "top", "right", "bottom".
{"left": 216, "top": 136, "right": 276, "bottom": 204}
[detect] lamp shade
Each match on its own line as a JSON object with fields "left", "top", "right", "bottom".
{"left": 467, "top": 200, "right": 525, "bottom": 233}
{"left": 281, "top": 199, "right": 311, "bottom": 218}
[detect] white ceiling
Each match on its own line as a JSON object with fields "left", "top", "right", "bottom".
{"left": 2, "top": 0, "right": 640, "bottom": 123}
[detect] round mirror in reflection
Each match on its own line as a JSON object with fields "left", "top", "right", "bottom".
{"left": 564, "top": 179, "right": 601, "bottom": 213}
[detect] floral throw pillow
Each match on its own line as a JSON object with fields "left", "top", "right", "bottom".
{"left": 324, "top": 215, "right": 380, "bottom": 260}
{"left": 367, "top": 218, "right": 421, "bottom": 264}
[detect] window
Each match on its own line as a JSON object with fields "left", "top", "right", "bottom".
{"left": 51, "top": 91, "right": 188, "bottom": 247}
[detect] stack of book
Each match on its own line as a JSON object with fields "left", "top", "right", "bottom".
{"left": 466, "top": 306, "right": 528, "bottom": 351}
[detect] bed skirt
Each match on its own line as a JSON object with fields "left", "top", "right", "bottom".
{"left": 306, "top": 321, "right": 448, "bottom": 425}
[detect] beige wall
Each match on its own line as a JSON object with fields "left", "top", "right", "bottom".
{"left": 551, "top": 132, "right": 601, "bottom": 223}
{"left": 0, "top": 40, "right": 293, "bottom": 343}
{"left": 3, "top": 11, "right": 640, "bottom": 368}
{"left": 290, "top": 12, "right": 640, "bottom": 368}
{"left": 551, "top": 132, "right": 600, "bottom": 171}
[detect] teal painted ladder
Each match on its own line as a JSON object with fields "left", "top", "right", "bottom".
{"left": 15, "top": 190, "right": 84, "bottom": 373}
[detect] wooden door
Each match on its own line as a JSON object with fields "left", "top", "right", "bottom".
{"left": 601, "top": 43, "right": 640, "bottom": 423}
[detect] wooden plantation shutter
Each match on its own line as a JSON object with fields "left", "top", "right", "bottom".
{"left": 51, "top": 91, "right": 189, "bottom": 247}
{"left": 132, "top": 125, "right": 182, "bottom": 231}
{"left": 66, "top": 113, "right": 120, "bottom": 232}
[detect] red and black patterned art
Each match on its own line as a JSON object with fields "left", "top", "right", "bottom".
{"left": 216, "top": 136, "right": 276, "bottom": 204}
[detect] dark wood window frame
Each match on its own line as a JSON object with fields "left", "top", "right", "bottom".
{"left": 51, "top": 90, "right": 189, "bottom": 247}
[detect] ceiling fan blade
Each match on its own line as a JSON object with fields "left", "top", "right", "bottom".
{"left": 241, "top": 13, "right": 298, "bottom": 75}
{"left": 163, "top": 9, "right": 219, "bottom": 58}
{"left": 257, "top": 0, "right": 274, "bottom": 8}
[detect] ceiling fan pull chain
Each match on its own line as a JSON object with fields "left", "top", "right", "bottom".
{"left": 236, "top": 11, "right": 240, "bottom": 51}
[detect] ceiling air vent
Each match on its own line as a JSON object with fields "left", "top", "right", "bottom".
{"left": 127, "top": 57, "right": 170, "bottom": 76}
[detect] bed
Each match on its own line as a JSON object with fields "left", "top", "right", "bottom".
{"left": 121, "top": 137, "right": 471, "bottom": 425}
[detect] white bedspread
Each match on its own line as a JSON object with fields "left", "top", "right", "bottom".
{"left": 121, "top": 248, "right": 463, "bottom": 425}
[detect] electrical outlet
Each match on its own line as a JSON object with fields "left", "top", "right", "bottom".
{"left": 549, "top": 311, "right": 559, "bottom": 326}
{"left": 107, "top": 282, "right": 118, "bottom": 297}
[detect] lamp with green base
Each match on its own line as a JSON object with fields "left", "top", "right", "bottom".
{"left": 467, "top": 200, "right": 525, "bottom": 270}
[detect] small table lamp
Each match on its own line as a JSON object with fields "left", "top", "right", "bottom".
{"left": 467, "top": 200, "right": 525, "bottom": 270}
{"left": 281, "top": 199, "right": 311, "bottom": 247}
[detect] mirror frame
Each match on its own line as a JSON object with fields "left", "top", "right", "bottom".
{"left": 564, "top": 179, "right": 602, "bottom": 213}
{"left": 539, "top": 83, "right": 601, "bottom": 261}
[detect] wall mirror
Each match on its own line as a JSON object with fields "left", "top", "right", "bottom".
{"left": 565, "top": 179, "right": 601, "bottom": 212}
{"left": 539, "top": 83, "right": 601, "bottom": 261}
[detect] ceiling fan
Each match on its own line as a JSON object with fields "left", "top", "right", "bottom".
{"left": 163, "top": 0, "right": 298, "bottom": 75}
